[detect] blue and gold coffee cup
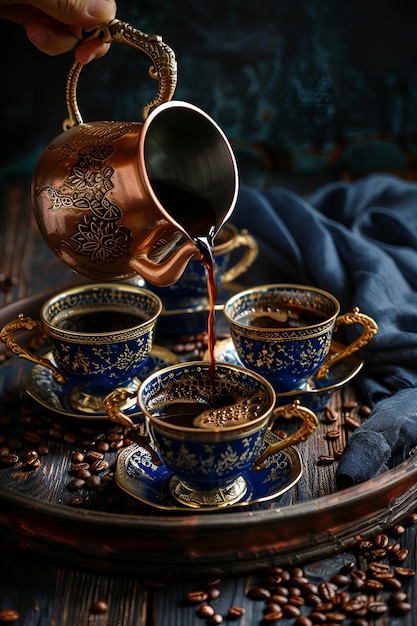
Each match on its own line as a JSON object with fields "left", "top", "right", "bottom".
{"left": 104, "top": 361, "right": 318, "bottom": 508}
{"left": 0, "top": 283, "right": 162, "bottom": 413}
{"left": 224, "top": 284, "right": 378, "bottom": 393}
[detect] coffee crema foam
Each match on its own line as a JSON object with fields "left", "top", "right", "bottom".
{"left": 149, "top": 388, "right": 269, "bottom": 430}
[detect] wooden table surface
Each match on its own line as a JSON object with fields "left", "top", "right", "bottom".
{"left": 1, "top": 175, "right": 417, "bottom": 625}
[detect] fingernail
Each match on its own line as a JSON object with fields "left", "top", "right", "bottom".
{"left": 26, "top": 24, "right": 48, "bottom": 47}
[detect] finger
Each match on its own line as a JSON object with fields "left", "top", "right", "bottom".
{"left": 75, "top": 38, "right": 111, "bottom": 64}
{"left": 24, "top": 0, "right": 116, "bottom": 26}
{"left": 24, "top": 14, "right": 80, "bottom": 56}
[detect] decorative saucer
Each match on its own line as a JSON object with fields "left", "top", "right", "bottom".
{"left": 212, "top": 338, "right": 364, "bottom": 412}
{"left": 115, "top": 430, "right": 302, "bottom": 512}
{"left": 24, "top": 346, "right": 180, "bottom": 420}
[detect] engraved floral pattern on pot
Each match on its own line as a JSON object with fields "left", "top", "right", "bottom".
{"left": 36, "top": 125, "right": 135, "bottom": 267}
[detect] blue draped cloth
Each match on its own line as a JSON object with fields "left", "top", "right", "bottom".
{"left": 232, "top": 174, "right": 417, "bottom": 488}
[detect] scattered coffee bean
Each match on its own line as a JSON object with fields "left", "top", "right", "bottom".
{"left": 197, "top": 604, "right": 215, "bottom": 618}
{"left": 342, "top": 399, "right": 358, "bottom": 410}
{"left": 344, "top": 415, "right": 361, "bottom": 429}
{"left": 317, "top": 455, "right": 335, "bottom": 465}
{"left": 227, "top": 606, "right": 245, "bottom": 619}
{"left": 247, "top": 587, "right": 271, "bottom": 601}
{"left": 0, "top": 610, "right": 20, "bottom": 623}
{"left": 325, "top": 430, "right": 340, "bottom": 440}
{"left": 324, "top": 406, "right": 338, "bottom": 422}
{"left": 186, "top": 590, "right": 209, "bottom": 604}
{"left": 390, "top": 600, "right": 412, "bottom": 616}
{"left": 207, "top": 613, "right": 223, "bottom": 625}
{"left": 207, "top": 587, "right": 221, "bottom": 601}
{"left": 90, "top": 599, "right": 108, "bottom": 614}
{"left": 262, "top": 610, "right": 283, "bottom": 622}
{"left": 358, "top": 404, "right": 372, "bottom": 417}
{"left": 67, "top": 478, "right": 86, "bottom": 491}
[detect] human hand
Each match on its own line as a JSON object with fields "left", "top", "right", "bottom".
{"left": 0, "top": 0, "right": 117, "bottom": 63}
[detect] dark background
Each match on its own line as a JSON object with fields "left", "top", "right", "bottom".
{"left": 2, "top": 0, "right": 417, "bottom": 192}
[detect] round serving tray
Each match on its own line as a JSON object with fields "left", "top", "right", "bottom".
{"left": 1, "top": 289, "right": 417, "bottom": 579}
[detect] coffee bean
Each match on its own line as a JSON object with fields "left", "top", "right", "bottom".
{"left": 90, "top": 458, "right": 109, "bottom": 472}
{"left": 308, "top": 611, "right": 327, "bottom": 624}
{"left": 295, "top": 617, "right": 313, "bottom": 626}
{"left": 262, "top": 611, "right": 283, "bottom": 623}
{"left": 24, "top": 430, "right": 42, "bottom": 444}
{"left": 367, "top": 601, "right": 388, "bottom": 615}
{"left": 326, "top": 430, "right": 340, "bottom": 440}
{"left": 264, "top": 602, "right": 282, "bottom": 614}
{"left": 383, "top": 576, "right": 402, "bottom": 591}
{"left": 288, "top": 586, "right": 302, "bottom": 596}
{"left": 305, "top": 593, "right": 322, "bottom": 607}
{"left": 186, "top": 590, "right": 208, "bottom": 604}
{"left": 0, "top": 453, "right": 19, "bottom": 466}
{"left": 207, "top": 613, "right": 223, "bottom": 625}
{"left": 227, "top": 606, "right": 245, "bottom": 619}
{"left": 67, "top": 495, "right": 84, "bottom": 506}
{"left": 324, "top": 406, "right": 338, "bottom": 422}
{"left": 390, "top": 524, "right": 405, "bottom": 536}
{"left": 67, "top": 478, "right": 85, "bottom": 491}
{"left": 364, "top": 578, "right": 384, "bottom": 591}
{"left": 0, "top": 609, "right": 20, "bottom": 623}
{"left": 392, "top": 548, "right": 408, "bottom": 562}
{"left": 71, "top": 462, "right": 90, "bottom": 472}
{"left": 388, "top": 590, "right": 407, "bottom": 603}
{"left": 394, "top": 566, "right": 415, "bottom": 577}
{"left": 290, "top": 567, "right": 304, "bottom": 578}
{"left": 247, "top": 587, "right": 271, "bottom": 600}
{"left": 367, "top": 561, "right": 390, "bottom": 575}
{"left": 318, "top": 581, "right": 337, "bottom": 601}
{"left": 358, "top": 404, "right": 371, "bottom": 417}
{"left": 87, "top": 450, "right": 104, "bottom": 461}
{"left": 339, "top": 561, "right": 355, "bottom": 574}
{"left": 342, "top": 400, "right": 358, "bottom": 409}
{"left": 324, "top": 612, "right": 346, "bottom": 622}
{"left": 207, "top": 587, "right": 220, "bottom": 600}
{"left": 270, "top": 594, "right": 288, "bottom": 605}
{"left": 390, "top": 600, "right": 412, "bottom": 616}
{"left": 317, "top": 455, "right": 335, "bottom": 465}
{"left": 273, "top": 586, "right": 289, "bottom": 597}
{"left": 85, "top": 475, "right": 101, "bottom": 490}
{"left": 330, "top": 574, "right": 350, "bottom": 587}
{"left": 196, "top": 604, "right": 215, "bottom": 618}
{"left": 342, "top": 598, "right": 367, "bottom": 614}
{"left": 76, "top": 468, "right": 92, "bottom": 480}
{"left": 345, "top": 415, "right": 361, "bottom": 429}
{"left": 90, "top": 600, "right": 108, "bottom": 614}
{"left": 96, "top": 441, "right": 110, "bottom": 453}
{"left": 282, "top": 604, "right": 301, "bottom": 617}
{"left": 373, "top": 533, "right": 389, "bottom": 547}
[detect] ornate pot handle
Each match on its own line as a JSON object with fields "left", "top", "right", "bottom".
{"left": 63, "top": 19, "right": 178, "bottom": 130}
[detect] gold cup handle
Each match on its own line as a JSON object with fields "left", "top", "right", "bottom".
{"left": 316, "top": 307, "right": 378, "bottom": 379}
{"left": 63, "top": 18, "right": 178, "bottom": 130}
{"left": 253, "top": 400, "right": 318, "bottom": 470}
{"left": 221, "top": 229, "right": 259, "bottom": 284}
{"left": 103, "top": 388, "right": 163, "bottom": 466}
{"left": 0, "top": 315, "right": 66, "bottom": 384}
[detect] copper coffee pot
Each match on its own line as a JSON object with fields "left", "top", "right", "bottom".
{"left": 31, "top": 20, "right": 239, "bottom": 286}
